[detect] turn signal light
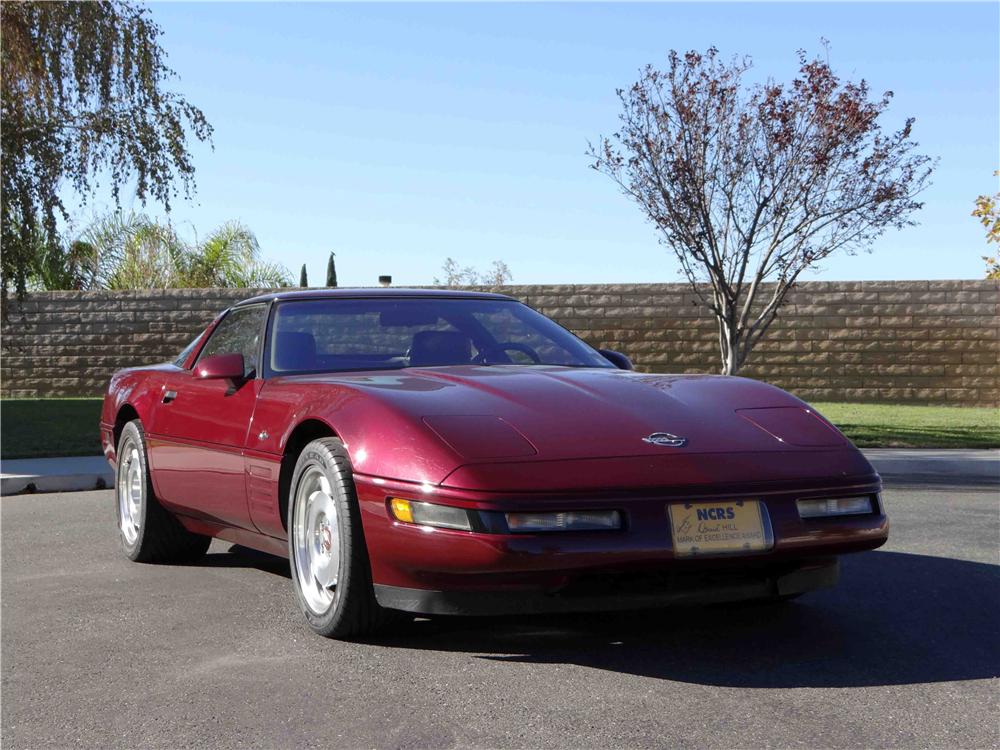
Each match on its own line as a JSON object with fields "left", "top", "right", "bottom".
{"left": 389, "top": 497, "right": 414, "bottom": 524}
{"left": 797, "top": 496, "right": 873, "bottom": 519}
{"left": 388, "top": 498, "right": 473, "bottom": 531}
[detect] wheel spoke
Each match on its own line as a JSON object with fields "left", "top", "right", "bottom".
{"left": 292, "top": 465, "right": 340, "bottom": 614}
{"left": 117, "top": 443, "right": 143, "bottom": 545}
{"left": 309, "top": 552, "right": 325, "bottom": 591}
{"left": 321, "top": 493, "right": 337, "bottom": 531}
{"left": 314, "top": 555, "right": 337, "bottom": 589}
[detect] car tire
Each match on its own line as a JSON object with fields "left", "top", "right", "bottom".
{"left": 115, "top": 419, "right": 211, "bottom": 564}
{"left": 287, "top": 437, "right": 394, "bottom": 639}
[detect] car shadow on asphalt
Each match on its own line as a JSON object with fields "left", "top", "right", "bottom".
{"left": 200, "top": 545, "right": 292, "bottom": 578}
{"left": 365, "top": 550, "right": 1000, "bottom": 689}
{"left": 199, "top": 545, "right": 999, "bottom": 688}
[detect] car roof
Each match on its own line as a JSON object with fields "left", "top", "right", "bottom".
{"left": 235, "top": 287, "right": 516, "bottom": 306}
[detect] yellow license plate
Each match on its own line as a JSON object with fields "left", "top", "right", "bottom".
{"left": 668, "top": 500, "right": 772, "bottom": 557}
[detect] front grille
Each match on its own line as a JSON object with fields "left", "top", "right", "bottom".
{"left": 552, "top": 563, "right": 804, "bottom": 599}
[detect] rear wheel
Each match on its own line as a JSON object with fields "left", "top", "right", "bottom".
{"left": 115, "top": 420, "right": 210, "bottom": 563}
{"left": 287, "top": 437, "right": 393, "bottom": 638}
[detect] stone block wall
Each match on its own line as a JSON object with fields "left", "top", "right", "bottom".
{"left": 1, "top": 280, "right": 997, "bottom": 406}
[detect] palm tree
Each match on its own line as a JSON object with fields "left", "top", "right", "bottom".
{"left": 182, "top": 222, "right": 290, "bottom": 288}
{"left": 22, "top": 217, "right": 98, "bottom": 291}
{"left": 82, "top": 212, "right": 186, "bottom": 290}
{"left": 72, "top": 212, "right": 290, "bottom": 290}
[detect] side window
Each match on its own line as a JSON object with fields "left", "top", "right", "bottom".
{"left": 173, "top": 332, "right": 204, "bottom": 368}
{"left": 196, "top": 305, "right": 267, "bottom": 377}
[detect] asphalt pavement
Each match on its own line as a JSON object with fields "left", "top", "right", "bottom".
{"left": 2, "top": 476, "right": 998, "bottom": 749}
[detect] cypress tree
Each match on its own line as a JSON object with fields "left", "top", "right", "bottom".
{"left": 326, "top": 252, "right": 337, "bottom": 287}
{"left": 299, "top": 264, "right": 308, "bottom": 287}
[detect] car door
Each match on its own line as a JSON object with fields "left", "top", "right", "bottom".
{"left": 146, "top": 303, "right": 269, "bottom": 531}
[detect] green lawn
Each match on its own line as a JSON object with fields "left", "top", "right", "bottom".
{"left": 813, "top": 402, "right": 1000, "bottom": 449}
{"left": 0, "top": 398, "right": 996, "bottom": 459}
{"left": 1, "top": 399, "right": 104, "bottom": 459}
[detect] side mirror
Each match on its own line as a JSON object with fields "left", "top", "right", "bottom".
{"left": 598, "top": 349, "right": 634, "bottom": 371}
{"left": 194, "top": 352, "right": 246, "bottom": 380}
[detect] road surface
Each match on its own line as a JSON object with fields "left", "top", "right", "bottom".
{"left": 3, "top": 476, "right": 998, "bottom": 749}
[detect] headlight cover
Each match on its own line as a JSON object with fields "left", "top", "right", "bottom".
{"left": 505, "top": 510, "right": 622, "bottom": 533}
{"left": 797, "top": 496, "right": 874, "bottom": 519}
{"left": 388, "top": 499, "right": 623, "bottom": 534}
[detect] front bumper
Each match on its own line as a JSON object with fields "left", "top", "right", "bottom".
{"left": 374, "top": 558, "right": 839, "bottom": 616}
{"left": 355, "top": 473, "right": 887, "bottom": 613}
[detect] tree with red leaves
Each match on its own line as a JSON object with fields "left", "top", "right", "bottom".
{"left": 591, "top": 46, "right": 934, "bottom": 375}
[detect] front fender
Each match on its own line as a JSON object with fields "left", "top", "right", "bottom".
{"left": 100, "top": 367, "right": 172, "bottom": 464}
{"left": 251, "top": 381, "right": 465, "bottom": 485}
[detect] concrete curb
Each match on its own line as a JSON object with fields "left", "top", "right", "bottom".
{"left": 1, "top": 449, "right": 997, "bottom": 495}
{"left": 1, "top": 456, "right": 113, "bottom": 496}
{"left": 863, "top": 449, "right": 1000, "bottom": 481}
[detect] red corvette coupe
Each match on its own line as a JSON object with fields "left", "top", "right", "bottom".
{"left": 101, "top": 289, "right": 888, "bottom": 638}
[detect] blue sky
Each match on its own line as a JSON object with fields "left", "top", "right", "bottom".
{"left": 83, "top": 2, "right": 999, "bottom": 286}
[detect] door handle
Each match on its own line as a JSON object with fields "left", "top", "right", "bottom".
{"left": 162, "top": 390, "right": 178, "bottom": 404}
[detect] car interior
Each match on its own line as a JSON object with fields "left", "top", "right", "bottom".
{"left": 263, "top": 299, "right": 601, "bottom": 375}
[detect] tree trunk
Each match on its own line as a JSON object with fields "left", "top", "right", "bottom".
{"left": 716, "top": 313, "right": 743, "bottom": 376}
{"left": 722, "top": 345, "right": 741, "bottom": 376}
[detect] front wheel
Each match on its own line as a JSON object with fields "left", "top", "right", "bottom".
{"left": 287, "top": 437, "right": 393, "bottom": 638}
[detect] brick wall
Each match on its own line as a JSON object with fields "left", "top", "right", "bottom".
{"left": 1, "top": 280, "right": 997, "bottom": 406}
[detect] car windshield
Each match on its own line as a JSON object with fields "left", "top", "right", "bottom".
{"left": 266, "top": 297, "right": 614, "bottom": 375}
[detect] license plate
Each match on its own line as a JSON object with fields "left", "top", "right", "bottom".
{"left": 667, "top": 500, "right": 772, "bottom": 557}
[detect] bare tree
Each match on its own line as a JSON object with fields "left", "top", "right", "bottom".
{"left": 590, "top": 46, "right": 933, "bottom": 375}
{"left": 482, "top": 260, "right": 513, "bottom": 287}
{"left": 434, "top": 258, "right": 512, "bottom": 287}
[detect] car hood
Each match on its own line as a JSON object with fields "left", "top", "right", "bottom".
{"left": 292, "top": 365, "right": 853, "bottom": 462}
{"left": 266, "top": 366, "right": 877, "bottom": 491}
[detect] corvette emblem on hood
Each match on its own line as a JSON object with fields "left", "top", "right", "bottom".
{"left": 643, "top": 432, "right": 688, "bottom": 448}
